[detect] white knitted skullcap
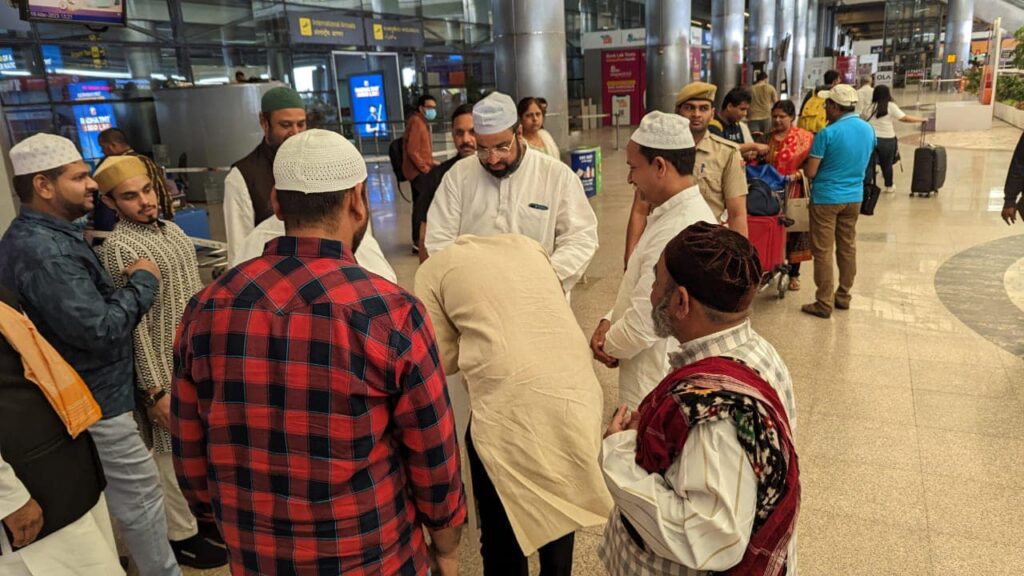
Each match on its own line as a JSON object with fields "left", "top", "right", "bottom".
{"left": 630, "top": 111, "right": 695, "bottom": 150}
{"left": 10, "top": 133, "right": 83, "bottom": 176}
{"left": 273, "top": 129, "right": 367, "bottom": 194}
{"left": 473, "top": 91, "right": 518, "bottom": 136}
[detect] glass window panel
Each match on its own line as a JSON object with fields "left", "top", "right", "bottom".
{"left": 0, "top": 1, "right": 34, "bottom": 40}
{"left": 189, "top": 46, "right": 270, "bottom": 84}
{"left": 360, "top": 0, "right": 417, "bottom": 17}
{"left": 0, "top": 44, "right": 44, "bottom": 107}
{"left": 7, "top": 107, "right": 55, "bottom": 144}
{"left": 421, "top": 1, "right": 466, "bottom": 21}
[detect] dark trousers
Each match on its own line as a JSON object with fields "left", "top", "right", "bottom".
{"left": 410, "top": 173, "right": 430, "bottom": 245}
{"left": 867, "top": 137, "right": 899, "bottom": 188}
{"left": 466, "top": 426, "right": 575, "bottom": 576}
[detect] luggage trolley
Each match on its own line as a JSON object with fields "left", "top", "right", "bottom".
{"left": 745, "top": 164, "right": 792, "bottom": 299}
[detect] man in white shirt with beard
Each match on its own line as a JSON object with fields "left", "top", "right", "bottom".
{"left": 590, "top": 112, "right": 715, "bottom": 409}
{"left": 425, "top": 91, "right": 598, "bottom": 294}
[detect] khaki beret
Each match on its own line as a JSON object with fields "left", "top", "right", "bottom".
{"left": 675, "top": 82, "right": 718, "bottom": 108}
{"left": 94, "top": 156, "right": 149, "bottom": 194}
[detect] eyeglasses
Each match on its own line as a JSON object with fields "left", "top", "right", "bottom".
{"left": 475, "top": 142, "right": 514, "bottom": 160}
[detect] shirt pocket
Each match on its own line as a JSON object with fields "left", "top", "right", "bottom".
{"left": 514, "top": 200, "right": 553, "bottom": 246}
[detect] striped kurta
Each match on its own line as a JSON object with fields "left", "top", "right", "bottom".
{"left": 101, "top": 219, "right": 202, "bottom": 453}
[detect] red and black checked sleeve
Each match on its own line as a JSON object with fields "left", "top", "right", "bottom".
{"left": 389, "top": 300, "right": 467, "bottom": 531}
{"left": 170, "top": 297, "right": 214, "bottom": 523}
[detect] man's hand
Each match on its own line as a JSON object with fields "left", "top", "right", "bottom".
{"left": 590, "top": 320, "right": 619, "bottom": 368}
{"left": 3, "top": 498, "right": 43, "bottom": 548}
{"left": 123, "top": 258, "right": 161, "bottom": 282}
{"left": 605, "top": 404, "right": 640, "bottom": 438}
{"left": 147, "top": 389, "right": 171, "bottom": 430}
{"left": 1002, "top": 204, "right": 1022, "bottom": 225}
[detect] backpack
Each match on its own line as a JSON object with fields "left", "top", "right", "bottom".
{"left": 388, "top": 137, "right": 406, "bottom": 182}
{"left": 745, "top": 164, "right": 785, "bottom": 216}
{"left": 797, "top": 94, "right": 828, "bottom": 133}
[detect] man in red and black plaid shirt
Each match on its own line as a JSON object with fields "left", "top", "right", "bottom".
{"left": 171, "top": 129, "right": 466, "bottom": 575}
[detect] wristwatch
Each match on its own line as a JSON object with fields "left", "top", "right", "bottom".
{"left": 145, "top": 389, "right": 167, "bottom": 407}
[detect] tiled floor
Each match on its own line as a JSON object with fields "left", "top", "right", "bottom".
{"left": 182, "top": 113, "right": 1024, "bottom": 575}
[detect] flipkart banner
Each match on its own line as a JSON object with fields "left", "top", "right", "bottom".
{"left": 68, "top": 82, "right": 115, "bottom": 161}
{"left": 601, "top": 49, "right": 645, "bottom": 126}
{"left": 288, "top": 12, "right": 365, "bottom": 45}
{"left": 363, "top": 17, "right": 424, "bottom": 48}
{"left": 349, "top": 72, "right": 389, "bottom": 139}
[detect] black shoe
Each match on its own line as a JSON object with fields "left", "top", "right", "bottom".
{"left": 834, "top": 299, "right": 851, "bottom": 310}
{"left": 411, "top": 244, "right": 420, "bottom": 254}
{"left": 197, "top": 520, "right": 225, "bottom": 547}
{"left": 171, "top": 533, "right": 229, "bottom": 569}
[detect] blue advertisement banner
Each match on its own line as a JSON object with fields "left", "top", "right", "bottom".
{"left": 68, "top": 82, "right": 116, "bottom": 160}
{"left": 349, "top": 72, "right": 389, "bottom": 139}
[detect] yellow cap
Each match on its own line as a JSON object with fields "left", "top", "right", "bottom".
{"left": 94, "top": 156, "right": 149, "bottom": 194}
{"left": 675, "top": 82, "right": 718, "bottom": 108}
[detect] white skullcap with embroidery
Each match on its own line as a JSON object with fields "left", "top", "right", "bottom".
{"left": 472, "top": 91, "right": 519, "bottom": 135}
{"left": 273, "top": 129, "right": 367, "bottom": 194}
{"left": 10, "top": 133, "right": 83, "bottom": 176}
{"left": 630, "top": 111, "right": 695, "bottom": 150}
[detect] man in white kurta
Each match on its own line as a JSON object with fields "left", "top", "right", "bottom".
{"left": 223, "top": 86, "right": 390, "bottom": 271}
{"left": 425, "top": 92, "right": 598, "bottom": 294}
{"left": 415, "top": 234, "right": 612, "bottom": 575}
{"left": 599, "top": 223, "right": 798, "bottom": 576}
{"left": 590, "top": 112, "right": 715, "bottom": 409}
{"left": 0, "top": 460, "right": 122, "bottom": 576}
{"left": 230, "top": 216, "right": 396, "bottom": 282}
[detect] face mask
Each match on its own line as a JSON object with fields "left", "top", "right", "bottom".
{"left": 424, "top": 109, "right": 437, "bottom": 121}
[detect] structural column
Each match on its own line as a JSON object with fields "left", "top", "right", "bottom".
{"left": 774, "top": 0, "right": 796, "bottom": 96}
{"left": 645, "top": 0, "right": 692, "bottom": 113}
{"left": 748, "top": 0, "right": 776, "bottom": 82}
{"left": 943, "top": 0, "right": 974, "bottom": 79}
{"left": 807, "top": 0, "right": 819, "bottom": 58}
{"left": 492, "top": 0, "right": 569, "bottom": 148}
{"left": 792, "top": 0, "right": 809, "bottom": 100}
{"left": 711, "top": 0, "right": 744, "bottom": 94}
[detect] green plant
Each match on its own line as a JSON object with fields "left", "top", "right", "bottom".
{"left": 1013, "top": 26, "right": 1024, "bottom": 69}
{"left": 965, "top": 68, "right": 982, "bottom": 95}
{"left": 997, "top": 74, "right": 1024, "bottom": 104}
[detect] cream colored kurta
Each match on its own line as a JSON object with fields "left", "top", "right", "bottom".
{"left": 602, "top": 186, "right": 715, "bottom": 409}
{"left": 415, "top": 234, "right": 612, "bottom": 555}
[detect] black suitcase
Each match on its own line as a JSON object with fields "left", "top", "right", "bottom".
{"left": 911, "top": 125, "right": 946, "bottom": 196}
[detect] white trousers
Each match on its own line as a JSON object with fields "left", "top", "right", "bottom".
{"left": 0, "top": 495, "right": 124, "bottom": 576}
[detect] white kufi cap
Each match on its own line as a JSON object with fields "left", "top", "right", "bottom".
{"left": 473, "top": 91, "right": 518, "bottom": 136}
{"left": 274, "top": 129, "right": 367, "bottom": 194}
{"left": 10, "top": 133, "right": 83, "bottom": 176}
{"left": 630, "top": 111, "right": 695, "bottom": 150}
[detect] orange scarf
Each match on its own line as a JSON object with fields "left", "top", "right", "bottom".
{"left": 0, "top": 301, "right": 102, "bottom": 437}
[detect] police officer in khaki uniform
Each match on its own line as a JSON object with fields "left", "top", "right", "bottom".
{"left": 625, "top": 82, "right": 748, "bottom": 266}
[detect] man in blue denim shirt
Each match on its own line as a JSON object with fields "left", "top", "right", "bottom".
{"left": 0, "top": 133, "right": 181, "bottom": 575}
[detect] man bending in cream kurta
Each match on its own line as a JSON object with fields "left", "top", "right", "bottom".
{"left": 591, "top": 111, "right": 714, "bottom": 409}
{"left": 415, "top": 234, "right": 612, "bottom": 576}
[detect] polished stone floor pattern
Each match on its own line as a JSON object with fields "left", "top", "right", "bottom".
{"left": 182, "top": 117, "right": 1024, "bottom": 576}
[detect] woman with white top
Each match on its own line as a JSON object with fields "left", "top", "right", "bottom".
{"left": 518, "top": 97, "right": 560, "bottom": 159}
{"left": 862, "top": 85, "right": 927, "bottom": 193}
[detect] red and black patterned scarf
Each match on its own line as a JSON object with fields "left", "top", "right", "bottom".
{"left": 635, "top": 356, "right": 800, "bottom": 576}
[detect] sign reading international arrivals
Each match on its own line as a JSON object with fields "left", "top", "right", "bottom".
{"left": 289, "top": 11, "right": 365, "bottom": 45}
{"left": 363, "top": 17, "right": 424, "bottom": 48}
